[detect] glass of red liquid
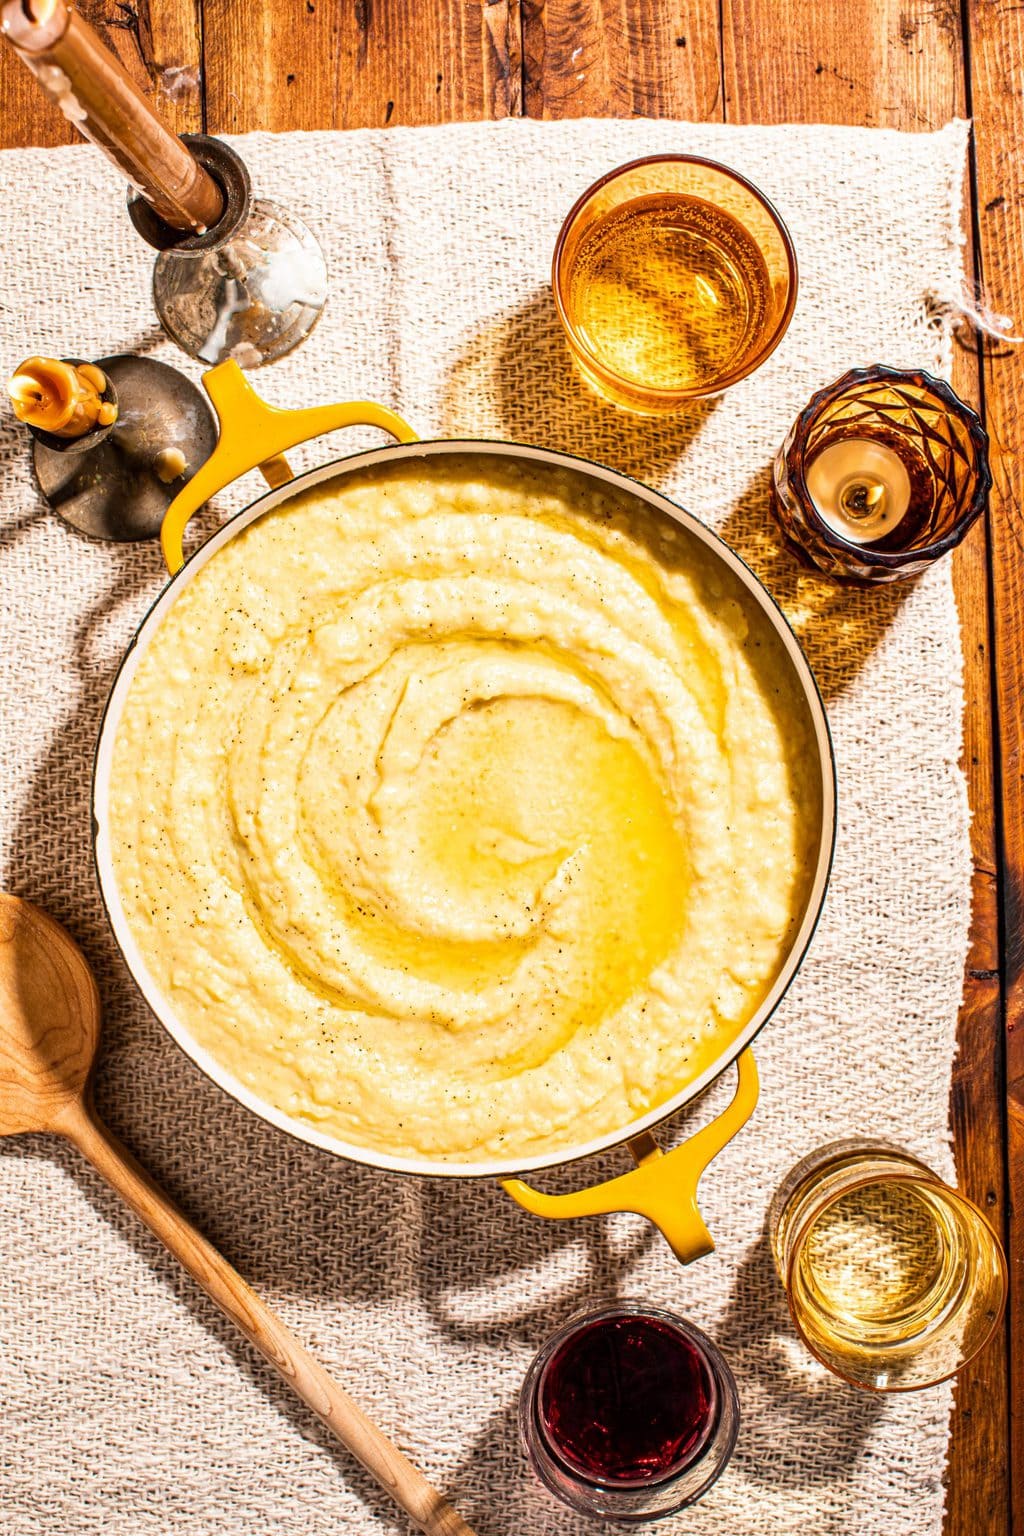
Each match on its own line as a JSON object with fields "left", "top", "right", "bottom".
{"left": 519, "top": 1300, "right": 739, "bottom": 1521}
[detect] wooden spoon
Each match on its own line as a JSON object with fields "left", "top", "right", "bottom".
{"left": 0, "top": 893, "right": 478, "bottom": 1536}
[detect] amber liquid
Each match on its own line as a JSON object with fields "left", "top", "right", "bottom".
{"left": 537, "top": 1314, "right": 715, "bottom": 1484}
{"left": 567, "top": 193, "right": 772, "bottom": 393}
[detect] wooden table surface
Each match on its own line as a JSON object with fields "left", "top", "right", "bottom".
{"left": 0, "top": 2, "right": 1019, "bottom": 1532}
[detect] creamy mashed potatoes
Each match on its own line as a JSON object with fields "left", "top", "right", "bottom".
{"left": 109, "top": 456, "right": 821, "bottom": 1161}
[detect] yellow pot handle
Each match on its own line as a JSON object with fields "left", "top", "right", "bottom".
{"left": 160, "top": 360, "right": 419, "bottom": 575}
{"left": 502, "top": 1050, "right": 759, "bottom": 1265}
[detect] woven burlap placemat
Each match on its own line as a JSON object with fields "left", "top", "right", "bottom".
{"left": 0, "top": 118, "right": 972, "bottom": 1535}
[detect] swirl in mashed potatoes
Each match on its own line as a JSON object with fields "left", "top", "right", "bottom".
{"left": 109, "top": 455, "right": 821, "bottom": 1161}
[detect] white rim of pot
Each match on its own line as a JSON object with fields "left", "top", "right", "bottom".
{"left": 92, "top": 440, "right": 837, "bottom": 1180}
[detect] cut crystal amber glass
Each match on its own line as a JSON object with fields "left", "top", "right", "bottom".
{"left": 771, "top": 365, "right": 991, "bottom": 583}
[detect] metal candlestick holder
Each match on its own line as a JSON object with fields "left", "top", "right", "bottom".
{"left": 4, "top": 4, "right": 327, "bottom": 370}
{"left": 27, "top": 355, "right": 216, "bottom": 542}
{"left": 128, "top": 137, "right": 328, "bottom": 370}
{"left": 4, "top": 5, "right": 326, "bottom": 540}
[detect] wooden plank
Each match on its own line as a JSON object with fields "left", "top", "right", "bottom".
{"left": 0, "top": 0, "right": 203, "bottom": 149}
{"left": 522, "top": 0, "right": 722, "bottom": 120}
{"left": 200, "top": 0, "right": 521, "bottom": 134}
{"left": 720, "top": 5, "right": 1009, "bottom": 1533}
{"left": 963, "top": 5, "right": 1024, "bottom": 1529}
{"left": 724, "top": 0, "right": 964, "bottom": 129}
{"left": 948, "top": 513, "right": 1011, "bottom": 1535}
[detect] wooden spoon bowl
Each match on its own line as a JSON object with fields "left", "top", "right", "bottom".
{"left": 0, "top": 894, "right": 98, "bottom": 1135}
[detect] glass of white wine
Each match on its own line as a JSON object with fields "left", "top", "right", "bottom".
{"left": 552, "top": 155, "right": 797, "bottom": 413}
{"left": 769, "top": 1141, "right": 1006, "bottom": 1391}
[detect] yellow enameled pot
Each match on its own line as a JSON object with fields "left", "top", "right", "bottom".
{"left": 92, "top": 362, "right": 836, "bottom": 1265}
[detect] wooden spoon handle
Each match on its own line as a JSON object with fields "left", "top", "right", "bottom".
{"left": 57, "top": 1097, "right": 479, "bottom": 1536}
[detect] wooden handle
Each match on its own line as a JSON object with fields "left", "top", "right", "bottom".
{"left": 56, "top": 1097, "right": 478, "bottom": 1536}
{"left": 1, "top": 1, "right": 223, "bottom": 233}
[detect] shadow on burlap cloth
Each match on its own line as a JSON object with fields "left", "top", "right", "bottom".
{"left": 0, "top": 118, "right": 971, "bottom": 1534}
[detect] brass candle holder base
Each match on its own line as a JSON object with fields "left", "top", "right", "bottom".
{"left": 129, "top": 137, "right": 328, "bottom": 369}
{"left": 31, "top": 356, "right": 216, "bottom": 542}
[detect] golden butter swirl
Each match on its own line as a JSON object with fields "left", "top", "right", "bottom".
{"left": 113, "top": 464, "right": 810, "bottom": 1159}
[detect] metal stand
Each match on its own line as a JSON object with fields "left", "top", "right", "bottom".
{"left": 31, "top": 356, "right": 216, "bottom": 542}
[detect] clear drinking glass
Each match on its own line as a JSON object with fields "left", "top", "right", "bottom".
{"left": 519, "top": 1301, "right": 739, "bottom": 1521}
{"left": 768, "top": 1141, "right": 1006, "bottom": 1391}
{"left": 552, "top": 155, "right": 797, "bottom": 413}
